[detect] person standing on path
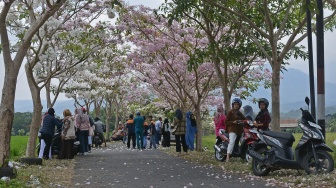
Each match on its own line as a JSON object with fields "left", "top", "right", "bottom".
{"left": 57, "top": 109, "right": 76, "bottom": 159}
{"left": 123, "top": 118, "right": 128, "bottom": 144}
{"left": 148, "top": 116, "right": 157, "bottom": 149}
{"left": 185, "top": 111, "right": 197, "bottom": 151}
{"left": 155, "top": 117, "right": 162, "bottom": 146}
{"left": 126, "top": 114, "right": 136, "bottom": 149}
{"left": 143, "top": 116, "right": 150, "bottom": 149}
{"left": 83, "top": 108, "right": 94, "bottom": 153}
{"left": 75, "top": 107, "right": 91, "bottom": 155}
{"left": 39, "top": 108, "right": 62, "bottom": 159}
{"left": 134, "top": 112, "right": 145, "bottom": 150}
{"left": 172, "top": 109, "right": 187, "bottom": 156}
{"left": 161, "top": 118, "right": 171, "bottom": 147}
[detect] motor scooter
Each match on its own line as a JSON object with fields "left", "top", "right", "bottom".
{"left": 37, "top": 128, "right": 79, "bottom": 156}
{"left": 214, "top": 120, "right": 258, "bottom": 162}
{"left": 93, "top": 132, "right": 107, "bottom": 147}
{"left": 248, "top": 97, "right": 334, "bottom": 176}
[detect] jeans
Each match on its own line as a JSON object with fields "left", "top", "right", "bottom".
{"left": 135, "top": 131, "right": 144, "bottom": 149}
{"left": 155, "top": 131, "right": 161, "bottom": 145}
{"left": 149, "top": 135, "right": 156, "bottom": 149}
{"left": 143, "top": 135, "right": 148, "bottom": 149}
{"left": 78, "top": 130, "right": 89, "bottom": 153}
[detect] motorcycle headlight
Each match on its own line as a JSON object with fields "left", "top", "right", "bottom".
{"left": 311, "top": 130, "right": 324, "bottom": 140}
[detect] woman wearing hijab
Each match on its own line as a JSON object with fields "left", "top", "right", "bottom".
{"left": 214, "top": 105, "right": 226, "bottom": 136}
{"left": 57, "top": 109, "right": 76, "bottom": 159}
{"left": 161, "top": 118, "right": 171, "bottom": 148}
{"left": 185, "top": 111, "right": 197, "bottom": 151}
{"left": 172, "top": 109, "right": 188, "bottom": 156}
{"left": 75, "top": 107, "right": 91, "bottom": 155}
{"left": 243, "top": 105, "right": 254, "bottom": 121}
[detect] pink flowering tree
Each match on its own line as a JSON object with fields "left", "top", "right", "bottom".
{"left": 160, "top": 1, "right": 272, "bottom": 112}
{"left": 117, "top": 4, "right": 220, "bottom": 150}
{"left": 0, "top": 0, "right": 67, "bottom": 167}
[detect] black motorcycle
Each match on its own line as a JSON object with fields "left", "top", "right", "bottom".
{"left": 37, "top": 128, "right": 79, "bottom": 156}
{"left": 93, "top": 132, "right": 104, "bottom": 148}
{"left": 249, "top": 97, "right": 334, "bottom": 176}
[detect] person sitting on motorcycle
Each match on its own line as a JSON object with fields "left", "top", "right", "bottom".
{"left": 243, "top": 105, "right": 254, "bottom": 121}
{"left": 94, "top": 117, "right": 106, "bottom": 147}
{"left": 253, "top": 98, "right": 271, "bottom": 131}
{"left": 214, "top": 104, "right": 226, "bottom": 136}
{"left": 225, "top": 98, "right": 247, "bottom": 162}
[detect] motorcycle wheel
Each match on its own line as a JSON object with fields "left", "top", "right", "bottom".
{"left": 252, "top": 148, "right": 271, "bottom": 176}
{"left": 302, "top": 150, "right": 334, "bottom": 175}
{"left": 214, "top": 145, "right": 226, "bottom": 162}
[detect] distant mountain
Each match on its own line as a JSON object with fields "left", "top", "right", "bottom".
{"left": 247, "top": 68, "right": 336, "bottom": 112}
{"left": 15, "top": 99, "right": 76, "bottom": 117}
{"left": 14, "top": 68, "right": 336, "bottom": 114}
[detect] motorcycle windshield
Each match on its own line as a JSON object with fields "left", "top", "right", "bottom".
{"left": 301, "top": 110, "right": 316, "bottom": 124}
{"left": 308, "top": 121, "right": 322, "bottom": 130}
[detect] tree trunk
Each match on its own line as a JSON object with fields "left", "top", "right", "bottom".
{"left": 271, "top": 61, "right": 281, "bottom": 132}
{"left": 25, "top": 63, "right": 43, "bottom": 157}
{"left": 45, "top": 80, "right": 52, "bottom": 108}
{"left": 105, "top": 100, "right": 112, "bottom": 141}
{"left": 0, "top": 0, "right": 65, "bottom": 167}
{"left": 0, "top": 66, "right": 18, "bottom": 166}
{"left": 94, "top": 101, "right": 101, "bottom": 118}
{"left": 194, "top": 108, "right": 203, "bottom": 152}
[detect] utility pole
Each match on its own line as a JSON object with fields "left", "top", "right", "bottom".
{"left": 316, "top": 0, "right": 325, "bottom": 136}
{"left": 306, "top": 0, "right": 316, "bottom": 120}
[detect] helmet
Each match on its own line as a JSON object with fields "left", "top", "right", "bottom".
{"left": 136, "top": 111, "right": 141, "bottom": 115}
{"left": 231, "top": 98, "right": 242, "bottom": 109}
{"left": 258, "top": 98, "right": 269, "bottom": 109}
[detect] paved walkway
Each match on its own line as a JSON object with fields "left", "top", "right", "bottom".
{"left": 71, "top": 142, "right": 272, "bottom": 188}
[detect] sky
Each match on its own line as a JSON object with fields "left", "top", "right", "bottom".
{"left": 0, "top": 0, "right": 335, "bottom": 101}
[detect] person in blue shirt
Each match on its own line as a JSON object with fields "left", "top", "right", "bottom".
{"left": 134, "top": 112, "right": 145, "bottom": 150}
{"left": 39, "top": 108, "right": 62, "bottom": 159}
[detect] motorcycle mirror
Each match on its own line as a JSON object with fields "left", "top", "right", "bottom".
{"left": 305, "top": 97, "right": 310, "bottom": 107}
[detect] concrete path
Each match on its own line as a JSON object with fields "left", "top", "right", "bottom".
{"left": 71, "top": 142, "right": 273, "bottom": 188}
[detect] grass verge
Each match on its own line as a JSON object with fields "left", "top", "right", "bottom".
{"left": 162, "top": 133, "right": 336, "bottom": 187}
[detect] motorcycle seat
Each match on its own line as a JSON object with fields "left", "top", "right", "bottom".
{"left": 263, "top": 131, "right": 295, "bottom": 141}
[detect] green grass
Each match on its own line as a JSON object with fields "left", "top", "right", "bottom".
{"left": 10, "top": 136, "right": 29, "bottom": 160}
